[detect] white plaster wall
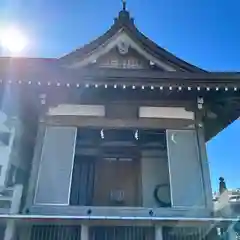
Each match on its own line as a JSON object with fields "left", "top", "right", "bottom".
{"left": 141, "top": 151, "right": 171, "bottom": 208}
{"left": 48, "top": 104, "right": 105, "bottom": 117}
{"left": 139, "top": 106, "right": 194, "bottom": 120}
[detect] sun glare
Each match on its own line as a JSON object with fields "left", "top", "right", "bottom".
{"left": 0, "top": 27, "right": 28, "bottom": 54}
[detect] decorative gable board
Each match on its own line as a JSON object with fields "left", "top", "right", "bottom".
{"left": 95, "top": 47, "right": 145, "bottom": 69}
{"left": 65, "top": 30, "right": 177, "bottom": 71}
{"left": 89, "top": 47, "right": 164, "bottom": 70}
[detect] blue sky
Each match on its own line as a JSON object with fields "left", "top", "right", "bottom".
{"left": 0, "top": 0, "right": 239, "bottom": 191}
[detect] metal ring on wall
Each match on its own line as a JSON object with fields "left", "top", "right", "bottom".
{"left": 153, "top": 184, "right": 171, "bottom": 207}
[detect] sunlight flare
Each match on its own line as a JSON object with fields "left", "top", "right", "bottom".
{"left": 0, "top": 27, "right": 28, "bottom": 54}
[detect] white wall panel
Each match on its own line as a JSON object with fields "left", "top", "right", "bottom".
{"left": 48, "top": 105, "right": 105, "bottom": 117}
{"left": 139, "top": 107, "right": 194, "bottom": 120}
{"left": 34, "top": 126, "right": 77, "bottom": 205}
{"left": 166, "top": 129, "right": 205, "bottom": 208}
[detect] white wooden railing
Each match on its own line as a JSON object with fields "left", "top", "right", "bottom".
{"left": 0, "top": 184, "right": 23, "bottom": 240}
{"left": 0, "top": 184, "right": 23, "bottom": 214}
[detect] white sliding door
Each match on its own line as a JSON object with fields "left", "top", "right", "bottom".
{"left": 34, "top": 126, "right": 77, "bottom": 205}
{"left": 166, "top": 129, "right": 205, "bottom": 208}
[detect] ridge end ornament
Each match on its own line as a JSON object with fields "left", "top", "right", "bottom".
{"left": 121, "top": 0, "right": 127, "bottom": 11}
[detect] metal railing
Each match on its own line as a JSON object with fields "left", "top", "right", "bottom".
{"left": 14, "top": 224, "right": 237, "bottom": 240}
{"left": 28, "top": 225, "right": 155, "bottom": 240}
{"left": 90, "top": 226, "right": 155, "bottom": 240}
{"left": 162, "top": 227, "right": 218, "bottom": 240}
{"left": 30, "top": 225, "right": 82, "bottom": 240}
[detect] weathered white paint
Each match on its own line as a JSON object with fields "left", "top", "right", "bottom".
{"left": 141, "top": 150, "right": 170, "bottom": 208}
{"left": 48, "top": 104, "right": 105, "bottom": 117}
{"left": 139, "top": 106, "right": 194, "bottom": 120}
{"left": 67, "top": 30, "right": 176, "bottom": 71}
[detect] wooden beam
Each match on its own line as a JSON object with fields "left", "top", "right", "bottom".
{"left": 44, "top": 116, "right": 195, "bottom": 130}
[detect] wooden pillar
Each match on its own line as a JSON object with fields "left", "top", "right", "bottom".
{"left": 227, "top": 224, "right": 237, "bottom": 240}
{"left": 81, "top": 225, "right": 89, "bottom": 240}
{"left": 195, "top": 104, "right": 213, "bottom": 212}
{"left": 228, "top": 229, "right": 237, "bottom": 240}
{"left": 155, "top": 225, "right": 163, "bottom": 240}
{"left": 196, "top": 126, "right": 214, "bottom": 210}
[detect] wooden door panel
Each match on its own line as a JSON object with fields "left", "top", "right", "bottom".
{"left": 94, "top": 158, "right": 139, "bottom": 206}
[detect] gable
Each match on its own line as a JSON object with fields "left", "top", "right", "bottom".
{"left": 63, "top": 31, "right": 177, "bottom": 71}
{"left": 60, "top": 7, "right": 204, "bottom": 73}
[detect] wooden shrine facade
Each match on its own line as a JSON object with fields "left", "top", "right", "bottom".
{"left": 0, "top": 4, "right": 239, "bottom": 240}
